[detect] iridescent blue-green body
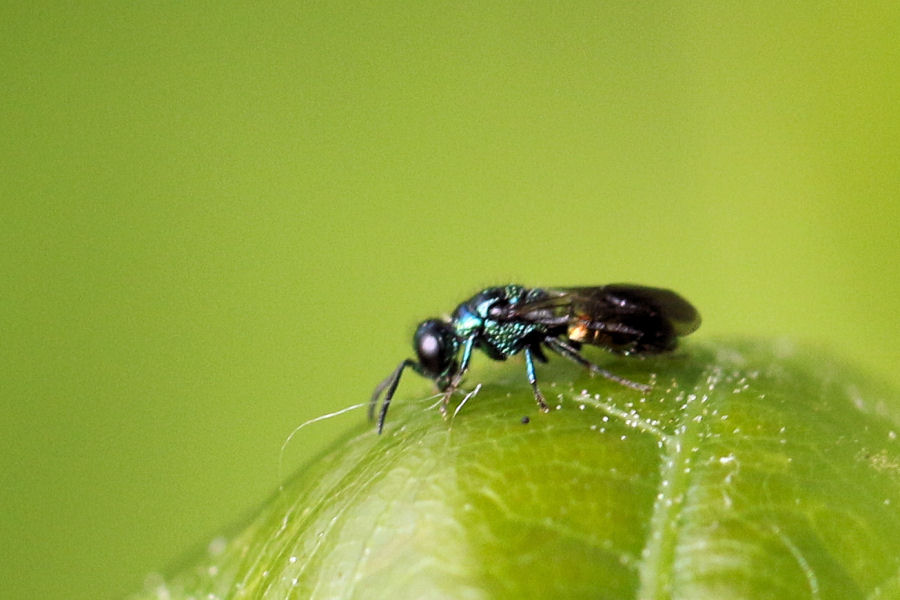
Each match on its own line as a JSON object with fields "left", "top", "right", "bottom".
{"left": 452, "top": 285, "right": 556, "bottom": 360}
{"left": 370, "top": 283, "right": 700, "bottom": 433}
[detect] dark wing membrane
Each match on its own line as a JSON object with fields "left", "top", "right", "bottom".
{"left": 592, "top": 284, "right": 701, "bottom": 336}
{"left": 512, "top": 284, "right": 701, "bottom": 355}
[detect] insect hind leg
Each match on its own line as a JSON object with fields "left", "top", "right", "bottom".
{"left": 543, "top": 336, "right": 651, "bottom": 393}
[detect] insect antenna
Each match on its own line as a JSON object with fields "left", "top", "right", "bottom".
{"left": 371, "top": 358, "right": 421, "bottom": 433}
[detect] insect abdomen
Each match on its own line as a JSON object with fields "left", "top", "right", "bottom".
{"left": 567, "top": 313, "right": 676, "bottom": 355}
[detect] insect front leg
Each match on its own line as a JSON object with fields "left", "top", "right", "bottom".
{"left": 543, "top": 336, "right": 651, "bottom": 392}
{"left": 524, "top": 347, "right": 550, "bottom": 412}
{"left": 440, "top": 336, "right": 475, "bottom": 419}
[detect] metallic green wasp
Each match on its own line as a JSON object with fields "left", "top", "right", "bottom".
{"left": 370, "top": 284, "right": 700, "bottom": 433}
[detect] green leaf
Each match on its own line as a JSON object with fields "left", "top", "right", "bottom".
{"left": 131, "top": 340, "right": 900, "bottom": 599}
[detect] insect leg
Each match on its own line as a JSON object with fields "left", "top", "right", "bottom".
{"left": 370, "top": 358, "right": 419, "bottom": 434}
{"left": 524, "top": 347, "right": 550, "bottom": 412}
{"left": 440, "top": 336, "right": 475, "bottom": 418}
{"left": 543, "top": 336, "right": 651, "bottom": 392}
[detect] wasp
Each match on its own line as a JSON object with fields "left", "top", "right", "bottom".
{"left": 370, "top": 284, "right": 700, "bottom": 433}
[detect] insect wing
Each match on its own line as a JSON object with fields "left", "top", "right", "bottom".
{"left": 591, "top": 284, "right": 701, "bottom": 336}
{"left": 511, "top": 285, "right": 700, "bottom": 354}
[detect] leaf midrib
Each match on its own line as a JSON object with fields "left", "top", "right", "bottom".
{"left": 634, "top": 370, "right": 713, "bottom": 600}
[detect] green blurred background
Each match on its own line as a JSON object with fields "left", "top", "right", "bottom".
{"left": 2, "top": 3, "right": 898, "bottom": 598}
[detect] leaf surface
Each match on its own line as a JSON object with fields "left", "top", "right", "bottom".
{"left": 132, "top": 340, "right": 900, "bottom": 600}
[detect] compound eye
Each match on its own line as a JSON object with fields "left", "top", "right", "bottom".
{"left": 414, "top": 319, "right": 455, "bottom": 376}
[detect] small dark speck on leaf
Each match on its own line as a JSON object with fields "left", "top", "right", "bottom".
{"left": 521, "top": 416, "right": 530, "bottom": 425}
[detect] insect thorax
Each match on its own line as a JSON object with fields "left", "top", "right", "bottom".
{"left": 451, "top": 285, "right": 551, "bottom": 360}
